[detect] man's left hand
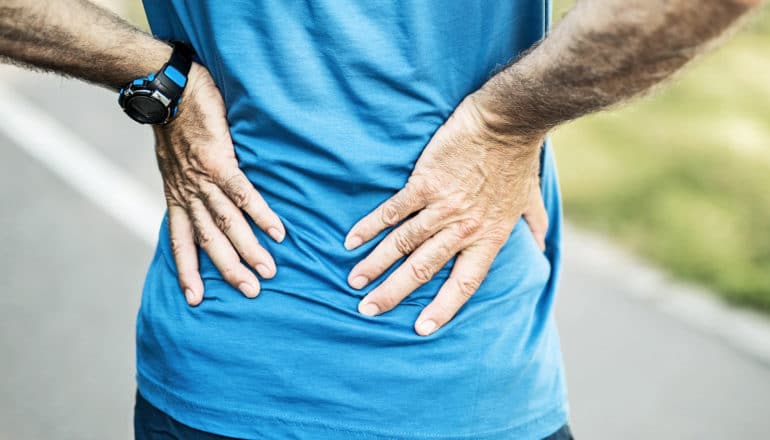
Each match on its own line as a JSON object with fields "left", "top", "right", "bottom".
{"left": 344, "top": 94, "right": 548, "bottom": 336}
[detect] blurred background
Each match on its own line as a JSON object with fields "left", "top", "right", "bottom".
{"left": 1, "top": 0, "right": 769, "bottom": 439}
{"left": 551, "top": 1, "right": 770, "bottom": 314}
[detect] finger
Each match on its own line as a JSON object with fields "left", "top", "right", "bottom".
{"left": 215, "top": 168, "right": 286, "bottom": 243}
{"left": 347, "top": 208, "right": 445, "bottom": 290}
{"left": 199, "top": 182, "right": 277, "bottom": 279}
{"left": 344, "top": 179, "right": 428, "bottom": 250}
{"left": 357, "top": 218, "right": 480, "bottom": 317}
{"left": 522, "top": 183, "right": 548, "bottom": 252}
{"left": 168, "top": 204, "right": 205, "bottom": 306}
{"left": 413, "top": 242, "right": 498, "bottom": 336}
{"left": 188, "top": 197, "right": 262, "bottom": 299}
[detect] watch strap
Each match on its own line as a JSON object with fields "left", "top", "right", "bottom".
{"left": 154, "top": 41, "right": 195, "bottom": 105}
{"left": 117, "top": 40, "right": 195, "bottom": 125}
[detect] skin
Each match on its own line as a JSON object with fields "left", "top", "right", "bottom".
{"left": 344, "top": 0, "right": 766, "bottom": 336}
{"left": 0, "top": 0, "right": 288, "bottom": 305}
{"left": 0, "top": 0, "right": 541, "bottom": 307}
{"left": 0, "top": 0, "right": 765, "bottom": 334}
{"left": 344, "top": 98, "right": 545, "bottom": 334}
{"left": 151, "top": 65, "right": 286, "bottom": 305}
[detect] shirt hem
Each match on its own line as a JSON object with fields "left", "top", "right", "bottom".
{"left": 136, "top": 371, "right": 568, "bottom": 440}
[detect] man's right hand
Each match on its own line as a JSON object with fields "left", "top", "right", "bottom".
{"left": 152, "top": 63, "right": 286, "bottom": 306}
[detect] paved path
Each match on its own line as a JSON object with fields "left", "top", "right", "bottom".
{"left": 1, "top": 67, "right": 769, "bottom": 440}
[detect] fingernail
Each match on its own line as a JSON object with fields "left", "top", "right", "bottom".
{"left": 345, "top": 235, "right": 362, "bottom": 250}
{"left": 184, "top": 288, "right": 197, "bottom": 304}
{"left": 417, "top": 319, "right": 438, "bottom": 335}
{"left": 350, "top": 275, "right": 369, "bottom": 290}
{"left": 239, "top": 282, "right": 259, "bottom": 298}
{"left": 359, "top": 302, "right": 380, "bottom": 316}
{"left": 268, "top": 227, "right": 284, "bottom": 243}
{"left": 256, "top": 264, "right": 273, "bottom": 278}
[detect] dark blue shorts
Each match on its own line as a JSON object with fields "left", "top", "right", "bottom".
{"left": 134, "top": 388, "right": 574, "bottom": 440}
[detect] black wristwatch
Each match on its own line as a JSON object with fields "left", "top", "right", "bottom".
{"left": 118, "top": 40, "right": 195, "bottom": 125}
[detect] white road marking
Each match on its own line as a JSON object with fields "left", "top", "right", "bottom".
{"left": 0, "top": 85, "right": 162, "bottom": 246}
{"left": 1, "top": 81, "right": 769, "bottom": 367}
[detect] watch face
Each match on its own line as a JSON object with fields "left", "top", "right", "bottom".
{"left": 126, "top": 96, "right": 168, "bottom": 124}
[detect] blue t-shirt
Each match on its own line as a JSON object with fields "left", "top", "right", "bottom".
{"left": 137, "top": 1, "right": 567, "bottom": 439}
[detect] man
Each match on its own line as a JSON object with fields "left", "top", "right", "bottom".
{"left": 0, "top": 0, "right": 762, "bottom": 439}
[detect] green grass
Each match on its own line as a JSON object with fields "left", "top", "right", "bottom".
{"left": 551, "top": 2, "right": 770, "bottom": 312}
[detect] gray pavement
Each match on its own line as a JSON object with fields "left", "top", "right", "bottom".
{"left": 558, "top": 246, "right": 770, "bottom": 439}
{"left": 1, "top": 67, "right": 769, "bottom": 440}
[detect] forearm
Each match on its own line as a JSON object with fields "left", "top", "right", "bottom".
{"left": 0, "top": 0, "right": 170, "bottom": 90}
{"left": 474, "top": 0, "right": 765, "bottom": 137}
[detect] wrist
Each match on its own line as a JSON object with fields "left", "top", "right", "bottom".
{"left": 466, "top": 86, "right": 548, "bottom": 147}
{"left": 112, "top": 37, "right": 173, "bottom": 91}
{"left": 170, "top": 62, "right": 209, "bottom": 121}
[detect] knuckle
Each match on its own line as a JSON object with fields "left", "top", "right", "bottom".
{"left": 214, "top": 212, "right": 233, "bottom": 233}
{"left": 442, "top": 194, "right": 466, "bottom": 216}
{"left": 231, "top": 193, "right": 250, "bottom": 211}
{"left": 409, "top": 177, "right": 440, "bottom": 201}
{"left": 455, "top": 276, "right": 481, "bottom": 300}
{"left": 454, "top": 217, "right": 482, "bottom": 240}
{"left": 436, "top": 240, "right": 454, "bottom": 261}
{"left": 164, "top": 187, "right": 183, "bottom": 208}
{"left": 393, "top": 231, "right": 415, "bottom": 256}
{"left": 380, "top": 202, "right": 401, "bottom": 227}
{"left": 409, "top": 219, "right": 433, "bottom": 239}
{"left": 193, "top": 226, "right": 214, "bottom": 248}
{"left": 188, "top": 151, "right": 222, "bottom": 178}
{"left": 169, "top": 238, "right": 187, "bottom": 257}
{"left": 448, "top": 203, "right": 463, "bottom": 216}
{"left": 485, "top": 230, "right": 509, "bottom": 248}
{"left": 227, "top": 183, "right": 250, "bottom": 210}
{"left": 195, "top": 188, "right": 212, "bottom": 205}
{"left": 179, "top": 181, "right": 198, "bottom": 202}
{"left": 437, "top": 203, "right": 459, "bottom": 218}
{"left": 409, "top": 262, "right": 433, "bottom": 284}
